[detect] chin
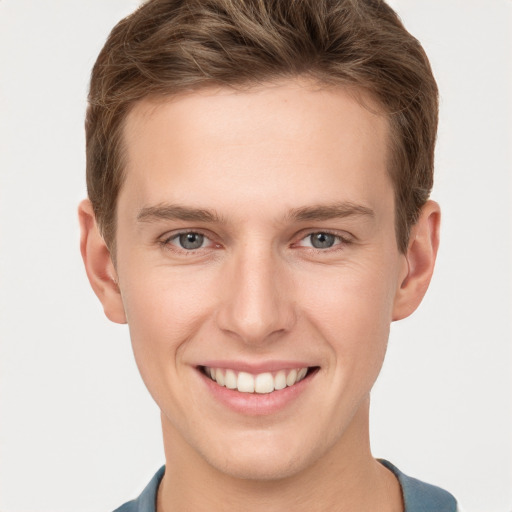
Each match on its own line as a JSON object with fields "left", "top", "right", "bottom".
{"left": 196, "top": 428, "right": 330, "bottom": 482}
{"left": 207, "top": 448, "right": 310, "bottom": 482}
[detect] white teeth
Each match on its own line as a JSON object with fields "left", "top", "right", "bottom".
{"left": 297, "top": 367, "right": 307, "bottom": 381}
{"left": 216, "top": 369, "right": 225, "bottom": 386}
{"left": 225, "top": 369, "right": 237, "bottom": 389}
{"left": 255, "top": 372, "right": 274, "bottom": 394}
{"left": 237, "top": 372, "right": 255, "bottom": 393}
{"left": 286, "top": 369, "right": 298, "bottom": 386}
{"left": 274, "top": 370, "right": 287, "bottom": 390}
{"left": 205, "top": 366, "right": 310, "bottom": 393}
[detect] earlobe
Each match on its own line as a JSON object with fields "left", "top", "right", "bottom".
{"left": 78, "top": 199, "right": 127, "bottom": 324}
{"left": 392, "top": 200, "right": 441, "bottom": 321}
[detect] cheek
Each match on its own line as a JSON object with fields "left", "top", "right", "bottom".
{"left": 296, "top": 261, "right": 396, "bottom": 370}
{"left": 119, "top": 267, "right": 215, "bottom": 386}
{"left": 122, "top": 264, "right": 212, "bottom": 334}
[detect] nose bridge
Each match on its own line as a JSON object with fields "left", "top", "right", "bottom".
{"left": 216, "top": 240, "right": 294, "bottom": 344}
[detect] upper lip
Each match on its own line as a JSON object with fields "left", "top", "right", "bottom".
{"left": 198, "top": 360, "right": 316, "bottom": 374}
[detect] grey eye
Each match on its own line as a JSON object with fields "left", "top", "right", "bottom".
{"left": 178, "top": 232, "right": 205, "bottom": 250}
{"left": 310, "top": 232, "right": 336, "bottom": 249}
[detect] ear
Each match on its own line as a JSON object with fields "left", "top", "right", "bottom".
{"left": 78, "top": 199, "right": 127, "bottom": 324}
{"left": 392, "top": 200, "right": 441, "bottom": 321}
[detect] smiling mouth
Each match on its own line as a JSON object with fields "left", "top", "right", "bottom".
{"left": 200, "top": 366, "right": 318, "bottom": 394}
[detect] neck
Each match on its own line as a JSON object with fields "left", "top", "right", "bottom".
{"left": 157, "top": 399, "right": 403, "bottom": 512}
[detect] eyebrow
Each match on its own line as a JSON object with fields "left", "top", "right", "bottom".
{"left": 137, "top": 204, "right": 223, "bottom": 223}
{"left": 286, "top": 202, "right": 375, "bottom": 222}
{"left": 136, "top": 201, "right": 374, "bottom": 224}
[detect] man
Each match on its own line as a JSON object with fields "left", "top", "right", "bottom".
{"left": 79, "top": 0, "right": 459, "bottom": 510}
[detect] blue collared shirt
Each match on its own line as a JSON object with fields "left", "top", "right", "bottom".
{"left": 114, "top": 460, "right": 458, "bottom": 512}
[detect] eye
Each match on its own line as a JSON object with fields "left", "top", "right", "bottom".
{"left": 309, "top": 232, "right": 336, "bottom": 249}
{"left": 298, "top": 232, "right": 346, "bottom": 249}
{"left": 167, "top": 232, "right": 208, "bottom": 250}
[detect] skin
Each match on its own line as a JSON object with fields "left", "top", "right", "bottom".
{"left": 79, "top": 79, "right": 440, "bottom": 512}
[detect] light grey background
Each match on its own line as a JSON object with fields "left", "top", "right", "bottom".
{"left": 0, "top": 1, "right": 510, "bottom": 511}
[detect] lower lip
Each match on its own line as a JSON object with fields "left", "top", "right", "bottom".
{"left": 199, "top": 369, "right": 316, "bottom": 416}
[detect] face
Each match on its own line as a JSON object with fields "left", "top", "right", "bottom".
{"left": 113, "top": 80, "right": 408, "bottom": 480}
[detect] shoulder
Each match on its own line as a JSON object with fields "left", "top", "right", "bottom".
{"left": 379, "top": 460, "right": 459, "bottom": 512}
{"left": 113, "top": 466, "right": 165, "bottom": 512}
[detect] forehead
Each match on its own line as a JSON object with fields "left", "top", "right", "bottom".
{"left": 120, "top": 79, "right": 392, "bottom": 218}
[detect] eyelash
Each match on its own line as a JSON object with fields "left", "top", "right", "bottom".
{"left": 159, "top": 230, "right": 353, "bottom": 254}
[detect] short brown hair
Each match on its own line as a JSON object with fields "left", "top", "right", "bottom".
{"left": 86, "top": 0, "right": 438, "bottom": 253}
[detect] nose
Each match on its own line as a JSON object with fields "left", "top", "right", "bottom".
{"left": 215, "top": 244, "right": 296, "bottom": 345}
